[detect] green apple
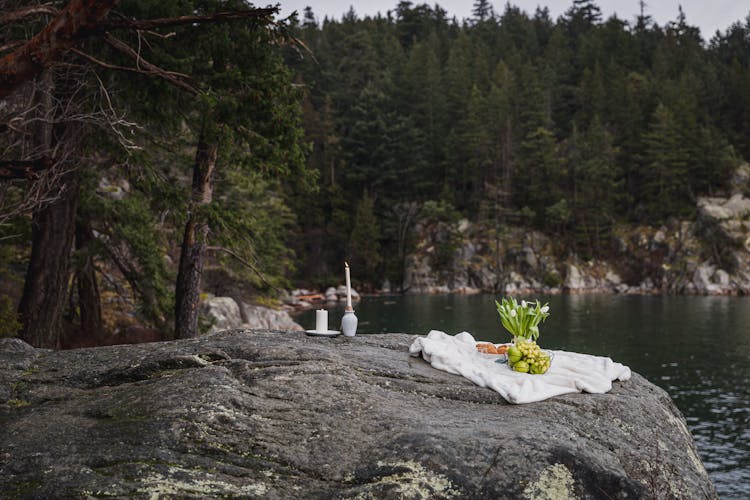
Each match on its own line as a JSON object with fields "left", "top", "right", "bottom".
{"left": 512, "top": 360, "right": 529, "bottom": 373}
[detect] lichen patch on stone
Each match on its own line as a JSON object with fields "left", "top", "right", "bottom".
{"left": 135, "top": 466, "right": 268, "bottom": 497}
{"left": 353, "top": 460, "right": 458, "bottom": 499}
{"left": 522, "top": 463, "right": 577, "bottom": 500}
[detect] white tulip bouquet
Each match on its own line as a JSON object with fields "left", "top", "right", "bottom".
{"left": 495, "top": 297, "right": 550, "bottom": 341}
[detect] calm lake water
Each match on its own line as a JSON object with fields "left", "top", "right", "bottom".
{"left": 299, "top": 294, "right": 750, "bottom": 498}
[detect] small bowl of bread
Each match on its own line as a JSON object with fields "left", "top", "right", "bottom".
{"left": 475, "top": 342, "right": 509, "bottom": 363}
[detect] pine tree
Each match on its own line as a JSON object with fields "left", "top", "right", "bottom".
{"left": 517, "top": 126, "right": 561, "bottom": 227}
{"left": 302, "top": 6, "right": 317, "bottom": 29}
{"left": 640, "top": 103, "right": 692, "bottom": 221}
{"left": 577, "top": 63, "right": 606, "bottom": 127}
{"left": 402, "top": 33, "right": 445, "bottom": 189}
{"left": 566, "top": 0, "right": 602, "bottom": 29}
{"left": 513, "top": 64, "right": 562, "bottom": 227}
{"left": 348, "top": 191, "right": 382, "bottom": 286}
{"left": 568, "top": 118, "right": 621, "bottom": 253}
{"left": 472, "top": 0, "right": 493, "bottom": 23}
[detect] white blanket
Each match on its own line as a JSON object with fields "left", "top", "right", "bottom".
{"left": 409, "top": 330, "right": 631, "bottom": 404}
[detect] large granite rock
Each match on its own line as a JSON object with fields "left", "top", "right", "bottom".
{"left": 240, "top": 303, "right": 303, "bottom": 332}
{"left": 697, "top": 194, "right": 750, "bottom": 223}
{"left": 200, "top": 296, "right": 243, "bottom": 332}
{"left": 0, "top": 332, "right": 715, "bottom": 499}
{"left": 201, "top": 297, "right": 303, "bottom": 333}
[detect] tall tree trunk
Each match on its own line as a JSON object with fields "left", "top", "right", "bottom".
{"left": 174, "top": 128, "right": 219, "bottom": 339}
{"left": 17, "top": 70, "right": 79, "bottom": 349}
{"left": 18, "top": 176, "right": 79, "bottom": 348}
{"left": 69, "top": 217, "right": 102, "bottom": 347}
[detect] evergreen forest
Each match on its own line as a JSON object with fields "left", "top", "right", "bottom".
{"left": 287, "top": 0, "right": 749, "bottom": 286}
{"left": 1, "top": 0, "right": 750, "bottom": 348}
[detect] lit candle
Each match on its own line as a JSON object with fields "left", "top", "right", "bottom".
{"left": 315, "top": 309, "right": 328, "bottom": 333}
{"left": 345, "top": 261, "right": 352, "bottom": 310}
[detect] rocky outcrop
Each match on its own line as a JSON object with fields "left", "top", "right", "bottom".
{"left": 402, "top": 188, "right": 750, "bottom": 296}
{"left": 403, "top": 223, "right": 632, "bottom": 295}
{"left": 698, "top": 194, "right": 750, "bottom": 223}
{"left": 200, "top": 296, "right": 302, "bottom": 333}
{"left": 403, "top": 252, "right": 451, "bottom": 294}
{"left": 200, "top": 296, "right": 243, "bottom": 332}
{"left": 240, "top": 303, "right": 304, "bottom": 331}
{"left": 693, "top": 194, "right": 750, "bottom": 293}
{"left": 0, "top": 331, "right": 716, "bottom": 498}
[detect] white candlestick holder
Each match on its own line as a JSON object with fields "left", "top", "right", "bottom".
{"left": 341, "top": 308, "right": 358, "bottom": 337}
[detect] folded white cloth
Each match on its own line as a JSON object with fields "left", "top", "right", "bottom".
{"left": 409, "top": 330, "right": 631, "bottom": 404}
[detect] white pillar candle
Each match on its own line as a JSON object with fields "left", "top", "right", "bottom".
{"left": 315, "top": 309, "right": 328, "bottom": 332}
{"left": 345, "top": 262, "right": 352, "bottom": 309}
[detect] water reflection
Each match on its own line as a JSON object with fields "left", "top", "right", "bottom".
{"left": 299, "top": 294, "right": 750, "bottom": 498}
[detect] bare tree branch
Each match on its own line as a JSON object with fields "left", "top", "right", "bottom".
{"left": 0, "top": 0, "right": 121, "bottom": 99}
{"left": 206, "top": 245, "right": 281, "bottom": 293}
{"left": 0, "top": 61, "right": 140, "bottom": 222}
{"left": 71, "top": 46, "right": 195, "bottom": 95}
{"left": 0, "top": 3, "right": 58, "bottom": 26}
{"left": 0, "top": 157, "right": 54, "bottom": 180}
{"left": 0, "top": 41, "right": 24, "bottom": 55}
{"left": 99, "top": 8, "right": 278, "bottom": 32}
{"left": 102, "top": 34, "right": 198, "bottom": 94}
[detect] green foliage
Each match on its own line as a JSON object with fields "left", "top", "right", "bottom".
{"left": 104, "top": 0, "right": 311, "bottom": 304}
{"left": 82, "top": 183, "right": 177, "bottom": 332}
{"left": 565, "top": 118, "right": 622, "bottom": 253}
{"left": 348, "top": 191, "right": 382, "bottom": 286}
{"left": 639, "top": 103, "right": 693, "bottom": 221}
{"left": 212, "top": 169, "right": 297, "bottom": 292}
{"left": 0, "top": 295, "right": 20, "bottom": 338}
{"left": 0, "top": 218, "right": 29, "bottom": 338}
{"left": 545, "top": 199, "right": 572, "bottom": 229}
{"left": 285, "top": 4, "right": 749, "bottom": 280}
{"left": 543, "top": 270, "right": 563, "bottom": 288}
{"left": 198, "top": 311, "right": 216, "bottom": 336}
{"left": 420, "top": 199, "right": 460, "bottom": 223}
{"left": 420, "top": 200, "right": 462, "bottom": 270}
{"left": 517, "top": 125, "right": 561, "bottom": 226}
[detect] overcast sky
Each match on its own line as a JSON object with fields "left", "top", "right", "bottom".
{"left": 278, "top": 1, "right": 749, "bottom": 41}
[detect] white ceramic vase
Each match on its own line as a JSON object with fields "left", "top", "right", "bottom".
{"left": 341, "top": 309, "right": 358, "bottom": 337}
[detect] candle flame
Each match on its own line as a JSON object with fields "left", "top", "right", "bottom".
{"left": 345, "top": 261, "right": 349, "bottom": 268}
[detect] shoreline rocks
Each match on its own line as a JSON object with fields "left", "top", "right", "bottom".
{"left": 0, "top": 331, "right": 717, "bottom": 498}
{"left": 282, "top": 286, "right": 361, "bottom": 308}
{"left": 400, "top": 195, "right": 750, "bottom": 297}
{"left": 200, "top": 296, "right": 303, "bottom": 333}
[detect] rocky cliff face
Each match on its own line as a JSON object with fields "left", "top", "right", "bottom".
{"left": 403, "top": 174, "right": 750, "bottom": 296}
{"left": 1, "top": 331, "right": 715, "bottom": 498}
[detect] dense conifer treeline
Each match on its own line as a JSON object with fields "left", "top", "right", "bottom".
{"left": 286, "top": 0, "right": 749, "bottom": 286}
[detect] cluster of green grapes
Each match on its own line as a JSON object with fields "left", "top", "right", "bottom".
{"left": 507, "top": 341, "right": 551, "bottom": 374}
